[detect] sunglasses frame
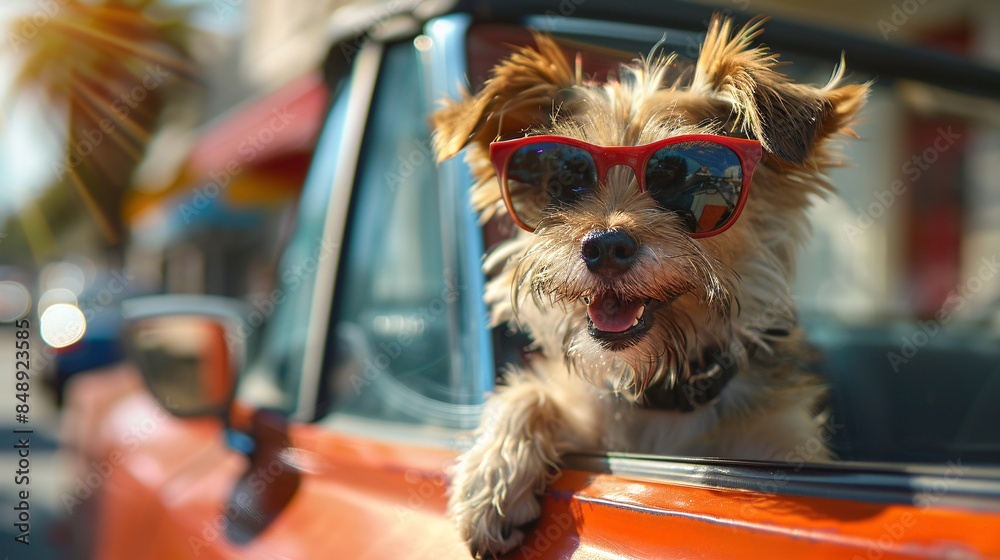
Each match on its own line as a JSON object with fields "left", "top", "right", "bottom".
{"left": 489, "top": 134, "right": 763, "bottom": 237}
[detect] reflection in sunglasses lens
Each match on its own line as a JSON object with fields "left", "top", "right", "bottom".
{"left": 507, "top": 143, "right": 598, "bottom": 228}
{"left": 645, "top": 142, "right": 742, "bottom": 233}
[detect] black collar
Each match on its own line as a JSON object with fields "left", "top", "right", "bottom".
{"left": 641, "top": 351, "right": 737, "bottom": 412}
{"left": 641, "top": 329, "right": 789, "bottom": 412}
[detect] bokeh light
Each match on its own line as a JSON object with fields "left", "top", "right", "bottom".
{"left": 0, "top": 281, "right": 32, "bottom": 322}
{"left": 40, "top": 302, "right": 87, "bottom": 348}
{"left": 40, "top": 261, "right": 87, "bottom": 295}
{"left": 38, "top": 287, "right": 78, "bottom": 314}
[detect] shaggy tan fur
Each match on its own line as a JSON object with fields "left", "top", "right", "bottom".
{"left": 433, "top": 15, "right": 868, "bottom": 558}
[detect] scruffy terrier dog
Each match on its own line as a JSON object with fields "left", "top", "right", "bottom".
{"left": 432, "top": 15, "right": 867, "bottom": 558}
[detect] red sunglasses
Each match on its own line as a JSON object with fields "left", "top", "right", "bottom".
{"left": 489, "top": 134, "right": 763, "bottom": 237}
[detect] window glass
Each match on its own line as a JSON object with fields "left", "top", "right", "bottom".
{"left": 323, "top": 41, "right": 481, "bottom": 430}
{"left": 799, "top": 86, "right": 1000, "bottom": 465}
{"left": 236, "top": 75, "right": 352, "bottom": 413}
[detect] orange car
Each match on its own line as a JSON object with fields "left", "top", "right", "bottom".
{"left": 62, "top": 1, "right": 1000, "bottom": 558}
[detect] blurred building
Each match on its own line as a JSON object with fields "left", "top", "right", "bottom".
{"left": 125, "top": 72, "right": 328, "bottom": 298}
{"left": 123, "top": 0, "right": 348, "bottom": 299}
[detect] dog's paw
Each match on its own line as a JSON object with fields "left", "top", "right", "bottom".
{"left": 448, "top": 456, "right": 544, "bottom": 558}
{"left": 450, "top": 492, "right": 541, "bottom": 559}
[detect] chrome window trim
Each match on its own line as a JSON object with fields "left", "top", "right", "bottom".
{"left": 524, "top": 14, "right": 704, "bottom": 50}
{"left": 565, "top": 453, "right": 1000, "bottom": 512}
{"left": 425, "top": 14, "right": 495, "bottom": 405}
{"left": 294, "top": 42, "right": 385, "bottom": 422}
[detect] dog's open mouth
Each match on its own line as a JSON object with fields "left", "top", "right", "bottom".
{"left": 585, "top": 292, "right": 654, "bottom": 349}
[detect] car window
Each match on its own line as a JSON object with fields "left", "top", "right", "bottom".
{"left": 321, "top": 41, "right": 482, "bottom": 431}
{"left": 799, "top": 88, "right": 1000, "bottom": 465}
{"left": 235, "top": 72, "right": 354, "bottom": 414}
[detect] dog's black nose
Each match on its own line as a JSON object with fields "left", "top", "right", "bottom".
{"left": 581, "top": 229, "right": 639, "bottom": 274}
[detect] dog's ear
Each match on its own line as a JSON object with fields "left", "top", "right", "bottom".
{"left": 692, "top": 15, "right": 869, "bottom": 165}
{"left": 432, "top": 32, "right": 577, "bottom": 162}
{"left": 432, "top": 33, "right": 578, "bottom": 217}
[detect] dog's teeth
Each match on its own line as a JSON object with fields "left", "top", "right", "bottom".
{"left": 637, "top": 305, "right": 645, "bottom": 319}
{"left": 632, "top": 318, "right": 639, "bottom": 327}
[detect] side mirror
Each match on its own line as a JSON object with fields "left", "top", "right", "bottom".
{"left": 122, "top": 295, "right": 248, "bottom": 418}
{"left": 124, "top": 296, "right": 300, "bottom": 527}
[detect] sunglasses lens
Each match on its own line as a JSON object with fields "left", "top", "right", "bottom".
{"left": 505, "top": 142, "right": 597, "bottom": 229}
{"left": 645, "top": 142, "right": 743, "bottom": 234}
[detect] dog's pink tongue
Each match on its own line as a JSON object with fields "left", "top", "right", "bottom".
{"left": 587, "top": 293, "right": 643, "bottom": 333}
